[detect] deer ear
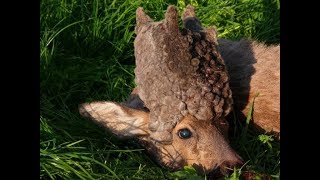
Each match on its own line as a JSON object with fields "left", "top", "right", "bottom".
{"left": 79, "top": 101, "right": 150, "bottom": 138}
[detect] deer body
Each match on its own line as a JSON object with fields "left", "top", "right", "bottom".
{"left": 219, "top": 39, "right": 280, "bottom": 136}
{"left": 79, "top": 5, "right": 279, "bottom": 175}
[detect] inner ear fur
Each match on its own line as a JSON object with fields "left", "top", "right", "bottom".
{"left": 79, "top": 101, "right": 150, "bottom": 138}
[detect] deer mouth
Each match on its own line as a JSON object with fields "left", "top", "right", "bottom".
{"left": 205, "top": 159, "right": 244, "bottom": 179}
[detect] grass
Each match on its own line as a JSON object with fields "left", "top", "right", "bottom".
{"left": 40, "top": 0, "right": 280, "bottom": 179}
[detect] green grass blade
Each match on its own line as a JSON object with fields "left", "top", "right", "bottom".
{"left": 246, "top": 93, "right": 260, "bottom": 125}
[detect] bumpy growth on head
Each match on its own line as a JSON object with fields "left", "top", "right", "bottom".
{"left": 79, "top": 5, "right": 242, "bottom": 175}
{"left": 134, "top": 5, "right": 233, "bottom": 143}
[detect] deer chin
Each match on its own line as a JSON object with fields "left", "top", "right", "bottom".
{"left": 136, "top": 114, "right": 243, "bottom": 175}
{"left": 79, "top": 4, "right": 279, "bottom": 178}
{"left": 79, "top": 99, "right": 243, "bottom": 176}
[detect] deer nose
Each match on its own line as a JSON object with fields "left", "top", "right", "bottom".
{"left": 220, "top": 154, "right": 244, "bottom": 175}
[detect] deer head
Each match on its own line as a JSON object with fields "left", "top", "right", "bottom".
{"left": 79, "top": 5, "right": 243, "bottom": 175}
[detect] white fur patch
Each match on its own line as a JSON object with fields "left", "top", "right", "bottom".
{"left": 81, "top": 101, "right": 148, "bottom": 136}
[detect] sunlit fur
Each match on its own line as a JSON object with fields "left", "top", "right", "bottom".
{"left": 79, "top": 5, "right": 279, "bottom": 176}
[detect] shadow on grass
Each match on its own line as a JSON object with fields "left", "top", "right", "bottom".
{"left": 40, "top": 0, "right": 280, "bottom": 179}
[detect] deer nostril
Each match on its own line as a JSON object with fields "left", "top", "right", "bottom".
{"left": 236, "top": 155, "right": 244, "bottom": 166}
{"left": 219, "top": 156, "right": 244, "bottom": 175}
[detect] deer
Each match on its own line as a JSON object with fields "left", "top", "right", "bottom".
{"left": 78, "top": 5, "right": 280, "bottom": 176}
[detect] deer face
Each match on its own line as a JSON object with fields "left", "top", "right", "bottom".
{"left": 79, "top": 100, "right": 243, "bottom": 175}
{"left": 79, "top": 5, "right": 243, "bottom": 175}
{"left": 143, "top": 114, "right": 243, "bottom": 174}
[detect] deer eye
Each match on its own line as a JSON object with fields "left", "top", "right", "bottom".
{"left": 178, "top": 128, "right": 192, "bottom": 139}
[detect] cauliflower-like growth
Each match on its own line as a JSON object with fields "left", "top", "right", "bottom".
{"left": 134, "top": 5, "right": 232, "bottom": 142}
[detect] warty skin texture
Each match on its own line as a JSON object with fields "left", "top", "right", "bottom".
{"left": 79, "top": 5, "right": 279, "bottom": 176}
{"left": 134, "top": 5, "right": 233, "bottom": 144}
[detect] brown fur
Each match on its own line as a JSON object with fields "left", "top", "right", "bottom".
{"left": 134, "top": 5, "right": 233, "bottom": 143}
{"left": 219, "top": 39, "right": 280, "bottom": 138}
{"left": 79, "top": 101, "right": 242, "bottom": 175}
{"left": 78, "top": 5, "right": 279, "bottom": 176}
{"left": 139, "top": 115, "right": 242, "bottom": 174}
